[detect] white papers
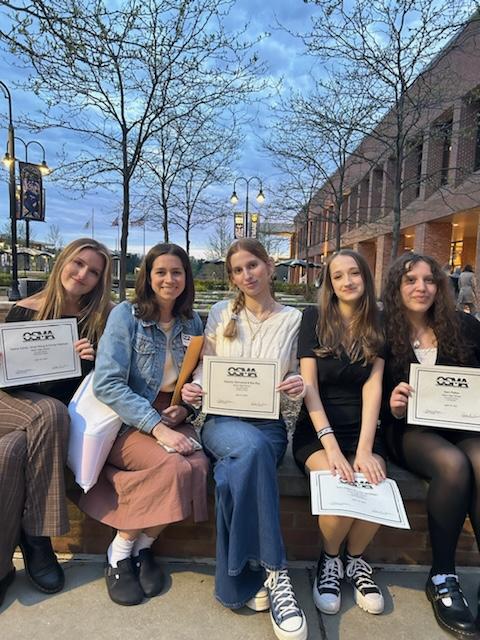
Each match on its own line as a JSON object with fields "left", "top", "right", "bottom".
{"left": 0, "top": 318, "right": 81, "bottom": 387}
{"left": 310, "top": 471, "right": 410, "bottom": 529}
{"left": 202, "top": 356, "right": 280, "bottom": 419}
{"left": 407, "top": 363, "right": 480, "bottom": 431}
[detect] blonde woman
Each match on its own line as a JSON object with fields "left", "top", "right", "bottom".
{"left": 182, "top": 239, "right": 307, "bottom": 640}
{"left": 0, "top": 238, "right": 112, "bottom": 604}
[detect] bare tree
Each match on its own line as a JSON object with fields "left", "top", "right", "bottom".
{"left": 45, "top": 223, "right": 64, "bottom": 253}
{"left": 138, "top": 107, "right": 242, "bottom": 253}
{"left": 0, "top": 0, "right": 265, "bottom": 298}
{"left": 206, "top": 210, "right": 234, "bottom": 260}
{"left": 267, "top": 71, "right": 374, "bottom": 259}
{"left": 300, "top": 0, "right": 474, "bottom": 258}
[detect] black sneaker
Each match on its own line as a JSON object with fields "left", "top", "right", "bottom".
{"left": 313, "top": 552, "right": 343, "bottom": 614}
{"left": 426, "top": 574, "right": 479, "bottom": 639}
{"left": 264, "top": 569, "right": 308, "bottom": 640}
{"left": 345, "top": 555, "right": 384, "bottom": 614}
{"left": 105, "top": 557, "right": 144, "bottom": 606}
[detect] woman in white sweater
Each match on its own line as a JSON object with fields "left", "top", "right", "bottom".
{"left": 182, "top": 239, "right": 307, "bottom": 640}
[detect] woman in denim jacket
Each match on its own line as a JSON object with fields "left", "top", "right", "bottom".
{"left": 80, "top": 243, "right": 209, "bottom": 607}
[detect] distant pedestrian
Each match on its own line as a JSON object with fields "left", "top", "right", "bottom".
{"left": 457, "top": 264, "right": 478, "bottom": 316}
{"left": 450, "top": 265, "right": 461, "bottom": 296}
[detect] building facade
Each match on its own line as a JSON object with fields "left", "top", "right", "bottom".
{"left": 294, "top": 18, "right": 480, "bottom": 293}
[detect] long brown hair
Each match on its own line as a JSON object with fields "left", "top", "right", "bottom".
{"left": 316, "top": 249, "right": 382, "bottom": 364}
{"left": 223, "top": 238, "right": 274, "bottom": 339}
{"left": 134, "top": 243, "right": 195, "bottom": 320}
{"left": 383, "top": 253, "right": 466, "bottom": 379}
{"left": 33, "top": 238, "right": 112, "bottom": 344}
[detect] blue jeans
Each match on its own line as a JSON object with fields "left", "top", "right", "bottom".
{"left": 201, "top": 415, "right": 288, "bottom": 608}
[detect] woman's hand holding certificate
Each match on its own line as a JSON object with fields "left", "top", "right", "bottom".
{"left": 0, "top": 318, "right": 81, "bottom": 387}
{"left": 407, "top": 363, "right": 480, "bottom": 431}
{"left": 202, "top": 356, "right": 281, "bottom": 419}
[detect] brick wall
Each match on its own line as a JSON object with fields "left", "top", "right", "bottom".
{"left": 54, "top": 465, "right": 479, "bottom": 566}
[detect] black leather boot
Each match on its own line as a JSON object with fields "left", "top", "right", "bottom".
{"left": 19, "top": 530, "right": 64, "bottom": 594}
{"left": 426, "top": 574, "right": 479, "bottom": 639}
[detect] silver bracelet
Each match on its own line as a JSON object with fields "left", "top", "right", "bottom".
{"left": 316, "top": 426, "right": 334, "bottom": 440}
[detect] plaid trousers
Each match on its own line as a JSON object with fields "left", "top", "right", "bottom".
{"left": 0, "top": 389, "right": 70, "bottom": 572}
{"left": 0, "top": 430, "right": 26, "bottom": 579}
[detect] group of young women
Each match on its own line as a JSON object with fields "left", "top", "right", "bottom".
{"left": 0, "top": 236, "right": 479, "bottom": 640}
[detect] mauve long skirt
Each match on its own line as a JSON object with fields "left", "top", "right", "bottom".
{"left": 79, "top": 392, "right": 209, "bottom": 529}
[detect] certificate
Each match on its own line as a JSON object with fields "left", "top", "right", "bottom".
{"left": 0, "top": 318, "right": 81, "bottom": 387}
{"left": 310, "top": 471, "right": 410, "bottom": 529}
{"left": 202, "top": 356, "right": 280, "bottom": 419}
{"left": 407, "top": 363, "right": 480, "bottom": 431}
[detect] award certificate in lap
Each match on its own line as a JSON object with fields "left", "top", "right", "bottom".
{"left": 310, "top": 471, "right": 410, "bottom": 529}
{"left": 0, "top": 318, "right": 81, "bottom": 387}
{"left": 407, "top": 363, "right": 480, "bottom": 431}
{"left": 202, "top": 355, "right": 280, "bottom": 419}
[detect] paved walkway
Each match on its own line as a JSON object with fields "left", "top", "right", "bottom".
{"left": 1, "top": 557, "right": 478, "bottom": 639}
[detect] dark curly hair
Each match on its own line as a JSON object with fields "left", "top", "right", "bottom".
{"left": 316, "top": 249, "right": 383, "bottom": 364}
{"left": 133, "top": 243, "right": 194, "bottom": 320}
{"left": 382, "top": 252, "right": 467, "bottom": 379}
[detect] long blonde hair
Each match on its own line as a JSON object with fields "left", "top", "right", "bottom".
{"left": 316, "top": 249, "right": 383, "bottom": 364}
{"left": 223, "top": 238, "right": 274, "bottom": 339}
{"left": 32, "top": 238, "right": 112, "bottom": 344}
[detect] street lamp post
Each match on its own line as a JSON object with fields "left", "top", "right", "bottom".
{"left": 10, "top": 137, "right": 50, "bottom": 250}
{"left": 0, "top": 81, "right": 20, "bottom": 300}
{"left": 230, "top": 176, "right": 265, "bottom": 238}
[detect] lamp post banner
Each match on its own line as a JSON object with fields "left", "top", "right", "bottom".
{"left": 234, "top": 212, "right": 244, "bottom": 239}
{"left": 19, "top": 162, "right": 44, "bottom": 221}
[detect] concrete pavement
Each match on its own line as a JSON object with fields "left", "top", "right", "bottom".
{"left": 1, "top": 557, "right": 478, "bottom": 640}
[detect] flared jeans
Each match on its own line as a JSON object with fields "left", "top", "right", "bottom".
{"left": 201, "top": 415, "right": 288, "bottom": 608}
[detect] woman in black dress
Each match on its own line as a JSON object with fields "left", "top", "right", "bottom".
{"left": 293, "top": 249, "right": 385, "bottom": 617}
{"left": 383, "top": 253, "right": 480, "bottom": 640}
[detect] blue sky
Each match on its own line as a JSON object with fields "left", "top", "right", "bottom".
{"left": 0, "top": 0, "right": 319, "bottom": 257}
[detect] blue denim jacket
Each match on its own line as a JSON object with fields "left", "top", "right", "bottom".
{"left": 93, "top": 300, "right": 204, "bottom": 434}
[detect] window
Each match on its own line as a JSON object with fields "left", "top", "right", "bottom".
{"left": 440, "top": 120, "right": 453, "bottom": 185}
{"left": 415, "top": 139, "right": 423, "bottom": 197}
{"left": 474, "top": 109, "right": 480, "bottom": 171}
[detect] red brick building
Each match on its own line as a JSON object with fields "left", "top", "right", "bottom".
{"left": 294, "top": 18, "right": 480, "bottom": 292}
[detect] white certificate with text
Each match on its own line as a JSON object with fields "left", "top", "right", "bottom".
{"left": 202, "top": 356, "right": 280, "bottom": 419}
{"left": 310, "top": 471, "right": 410, "bottom": 529}
{"left": 0, "top": 318, "right": 81, "bottom": 387}
{"left": 407, "top": 363, "right": 480, "bottom": 431}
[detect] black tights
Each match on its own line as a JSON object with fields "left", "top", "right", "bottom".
{"left": 400, "top": 427, "right": 480, "bottom": 574}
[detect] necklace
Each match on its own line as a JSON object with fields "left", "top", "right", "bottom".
{"left": 411, "top": 327, "right": 436, "bottom": 350}
{"left": 244, "top": 302, "right": 276, "bottom": 342}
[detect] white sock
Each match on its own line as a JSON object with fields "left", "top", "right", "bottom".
{"left": 431, "top": 573, "right": 458, "bottom": 586}
{"left": 132, "top": 533, "right": 156, "bottom": 557}
{"left": 107, "top": 533, "right": 136, "bottom": 568}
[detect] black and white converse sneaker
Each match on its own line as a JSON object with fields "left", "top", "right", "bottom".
{"left": 313, "top": 552, "right": 344, "bottom": 614}
{"left": 345, "top": 555, "right": 384, "bottom": 614}
{"left": 265, "top": 569, "right": 308, "bottom": 640}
